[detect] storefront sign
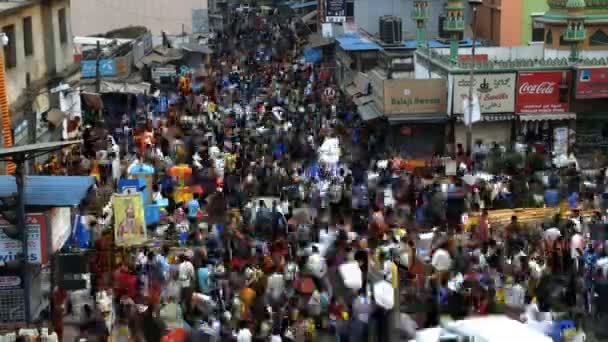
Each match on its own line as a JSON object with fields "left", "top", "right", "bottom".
{"left": 0, "top": 276, "right": 21, "bottom": 289}
{"left": 453, "top": 73, "right": 516, "bottom": 114}
{"left": 113, "top": 193, "right": 147, "bottom": 246}
{"left": 81, "top": 59, "right": 117, "bottom": 78}
{"left": 326, "top": 0, "right": 346, "bottom": 23}
{"left": 576, "top": 68, "right": 608, "bottom": 99}
{"left": 0, "top": 214, "right": 47, "bottom": 264}
{"left": 151, "top": 66, "right": 177, "bottom": 83}
{"left": 516, "top": 71, "right": 571, "bottom": 114}
{"left": 384, "top": 79, "right": 447, "bottom": 115}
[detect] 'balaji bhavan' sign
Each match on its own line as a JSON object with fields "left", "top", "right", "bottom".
{"left": 453, "top": 73, "right": 516, "bottom": 114}
{"left": 383, "top": 79, "right": 447, "bottom": 115}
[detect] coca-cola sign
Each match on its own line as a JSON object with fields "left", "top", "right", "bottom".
{"left": 516, "top": 71, "right": 571, "bottom": 114}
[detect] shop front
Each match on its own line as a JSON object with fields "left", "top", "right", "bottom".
{"left": 452, "top": 72, "right": 517, "bottom": 150}
{"left": 572, "top": 67, "right": 608, "bottom": 156}
{"left": 515, "top": 70, "right": 575, "bottom": 155}
{"left": 382, "top": 79, "right": 448, "bottom": 158}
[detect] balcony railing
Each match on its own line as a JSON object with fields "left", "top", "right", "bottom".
{"left": 443, "top": 18, "right": 465, "bottom": 31}
{"left": 411, "top": 6, "right": 430, "bottom": 20}
{"left": 563, "top": 27, "right": 587, "bottom": 42}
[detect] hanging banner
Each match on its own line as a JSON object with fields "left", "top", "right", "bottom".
{"left": 453, "top": 73, "right": 516, "bottom": 114}
{"left": 326, "top": 0, "right": 346, "bottom": 23}
{"left": 516, "top": 71, "right": 571, "bottom": 114}
{"left": 576, "top": 67, "right": 608, "bottom": 99}
{"left": 113, "top": 193, "right": 147, "bottom": 246}
{"left": 0, "top": 213, "right": 48, "bottom": 264}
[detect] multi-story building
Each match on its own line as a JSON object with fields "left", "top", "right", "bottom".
{"left": 476, "top": 0, "right": 549, "bottom": 46}
{"left": 413, "top": 0, "right": 608, "bottom": 156}
{"left": 71, "top": 0, "right": 209, "bottom": 36}
{"left": 0, "top": 0, "right": 79, "bottom": 149}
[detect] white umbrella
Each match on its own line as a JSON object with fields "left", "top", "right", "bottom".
{"left": 373, "top": 280, "right": 394, "bottom": 310}
{"left": 339, "top": 262, "right": 362, "bottom": 290}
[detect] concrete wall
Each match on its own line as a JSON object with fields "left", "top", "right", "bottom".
{"left": 498, "top": 0, "right": 522, "bottom": 46}
{"left": 50, "top": 0, "right": 73, "bottom": 74}
{"left": 71, "top": 0, "right": 209, "bottom": 36}
{"left": 0, "top": 5, "right": 48, "bottom": 106}
{"left": 354, "top": 0, "right": 471, "bottom": 40}
{"left": 520, "top": 0, "right": 548, "bottom": 45}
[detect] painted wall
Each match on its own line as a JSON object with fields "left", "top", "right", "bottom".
{"left": 71, "top": 0, "right": 209, "bottom": 36}
{"left": 498, "top": 0, "right": 523, "bottom": 46}
{"left": 0, "top": 5, "right": 48, "bottom": 106}
{"left": 521, "top": 0, "right": 548, "bottom": 45}
{"left": 51, "top": 0, "right": 74, "bottom": 74}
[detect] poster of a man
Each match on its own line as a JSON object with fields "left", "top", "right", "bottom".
{"left": 113, "top": 193, "right": 146, "bottom": 246}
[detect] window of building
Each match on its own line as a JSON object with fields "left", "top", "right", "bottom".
{"left": 23, "top": 17, "right": 33, "bottom": 56}
{"left": 590, "top": 29, "right": 608, "bottom": 46}
{"left": 530, "top": 14, "right": 545, "bottom": 43}
{"left": 545, "top": 29, "right": 553, "bottom": 45}
{"left": 58, "top": 8, "right": 67, "bottom": 44}
{"left": 346, "top": 1, "right": 354, "bottom": 17}
{"left": 2, "top": 25, "right": 16, "bottom": 69}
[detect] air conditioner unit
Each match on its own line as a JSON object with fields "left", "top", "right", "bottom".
{"left": 379, "top": 15, "right": 403, "bottom": 44}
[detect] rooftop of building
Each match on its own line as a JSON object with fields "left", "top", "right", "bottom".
{"left": 0, "top": 0, "right": 38, "bottom": 16}
{"left": 415, "top": 44, "right": 608, "bottom": 74}
{"left": 335, "top": 31, "right": 480, "bottom": 52}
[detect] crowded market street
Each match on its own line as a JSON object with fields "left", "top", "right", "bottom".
{"left": 1, "top": 1, "right": 608, "bottom": 342}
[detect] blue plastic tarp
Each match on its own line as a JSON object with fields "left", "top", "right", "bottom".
{"left": 304, "top": 48, "right": 323, "bottom": 63}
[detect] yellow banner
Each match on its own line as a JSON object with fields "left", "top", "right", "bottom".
{"left": 113, "top": 193, "right": 147, "bottom": 246}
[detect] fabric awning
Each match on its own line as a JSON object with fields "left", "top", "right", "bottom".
{"left": 353, "top": 95, "right": 374, "bottom": 106}
{"left": 305, "top": 33, "right": 334, "bottom": 49}
{"left": 301, "top": 10, "right": 317, "bottom": 23}
{"left": 358, "top": 102, "right": 383, "bottom": 121}
{"left": 81, "top": 92, "right": 103, "bottom": 111}
{"left": 387, "top": 113, "right": 448, "bottom": 124}
{"left": 46, "top": 109, "right": 66, "bottom": 126}
{"left": 345, "top": 84, "right": 359, "bottom": 97}
{"left": 518, "top": 113, "right": 576, "bottom": 121}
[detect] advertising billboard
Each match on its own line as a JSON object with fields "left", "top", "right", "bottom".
{"left": 383, "top": 79, "right": 447, "bottom": 115}
{"left": 516, "top": 71, "right": 571, "bottom": 114}
{"left": 453, "top": 73, "right": 516, "bottom": 114}
{"left": 81, "top": 59, "right": 117, "bottom": 78}
{"left": 326, "top": 0, "right": 346, "bottom": 23}
{"left": 0, "top": 213, "right": 48, "bottom": 264}
{"left": 576, "top": 67, "right": 608, "bottom": 99}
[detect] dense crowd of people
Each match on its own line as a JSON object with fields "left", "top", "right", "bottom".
{"left": 42, "top": 7, "right": 608, "bottom": 342}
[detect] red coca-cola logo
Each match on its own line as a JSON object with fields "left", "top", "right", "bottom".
{"left": 519, "top": 81, "right": 556, "bottom": 95}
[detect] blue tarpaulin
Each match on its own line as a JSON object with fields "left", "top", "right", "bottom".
{"left": 304, "top": 48, "right": 323, "bottom": 63}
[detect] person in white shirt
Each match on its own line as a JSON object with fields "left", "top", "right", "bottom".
{"left": 236, "top": 323, "right": 252, "bottom": 342}
{"left": 178, "top": 255, "right": 195, "bottom": 289}
{"left": 431, "top": 247, "right": 452, "bottom": 272}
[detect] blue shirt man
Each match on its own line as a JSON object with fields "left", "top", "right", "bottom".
{"left": 187, "top": 193, "right": 201, "bottom": 220}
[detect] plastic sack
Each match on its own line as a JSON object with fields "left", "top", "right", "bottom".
{"left": 339, "top": 262, "right": 362, "bottom": 290}
{"left": 373, "top": 280, "right": 394, "bottom": 310}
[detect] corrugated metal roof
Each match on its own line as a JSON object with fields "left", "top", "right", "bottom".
{"left": 336, "top": 34, "right": 381, "bottom": 51}
{"left": 289, "top": 1, "right": 317, "bottom": 9}
{"left": 0, "top": 176, "right": 95, "bottom": 206}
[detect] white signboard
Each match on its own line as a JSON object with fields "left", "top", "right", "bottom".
{"left": 151, "top": 65, "right": 177, "bottom": 83}
{"left": 453, "top": 73, "right": 516, "bottom": 114}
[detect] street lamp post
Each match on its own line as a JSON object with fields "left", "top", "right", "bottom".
{"left": 466, "top": 0, "right": 482, "bottom": 156}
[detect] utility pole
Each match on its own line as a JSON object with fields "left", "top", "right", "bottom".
{"left": 95, "top": 40, "right": 101, "bottom": 93}
{"left": 466, "top": 0, "right": 482, "bottom": 156}
{"left": 95, "top": 40, "right": 103, "bottom": 121}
